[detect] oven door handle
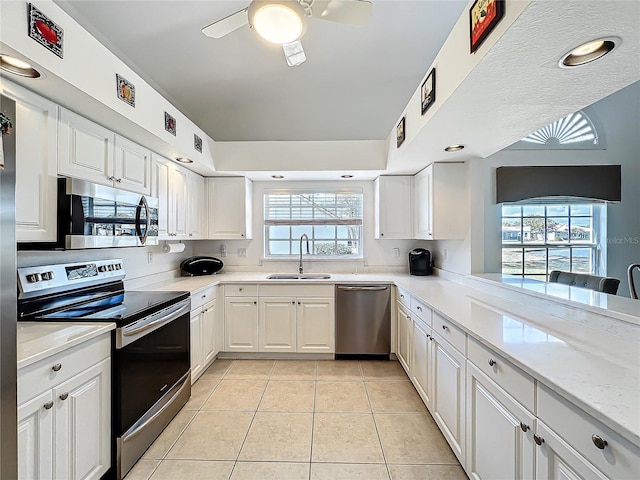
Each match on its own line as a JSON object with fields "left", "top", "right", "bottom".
{"left": 119, "top": 300, "right": 189, "bottom": 345}
{"left": 121, "top": 371, "right": 190, "bottom": 443}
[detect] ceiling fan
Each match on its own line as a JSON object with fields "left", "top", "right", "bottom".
{"left": 202, "top": 0, "right": 373, "bottom": 66}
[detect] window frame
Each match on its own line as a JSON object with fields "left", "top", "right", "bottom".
{"left": 263, "top": 188, "right": 364, "bottom": 260}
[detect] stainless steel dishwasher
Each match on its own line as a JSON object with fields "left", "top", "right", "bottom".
{"left": 335, "top": 284, "right": 391, "bottom": 358}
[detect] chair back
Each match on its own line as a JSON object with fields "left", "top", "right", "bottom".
{"left": 548, "top": 270, "right": 620, "bottom": 295}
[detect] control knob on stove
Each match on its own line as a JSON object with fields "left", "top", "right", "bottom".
{"left": 26, "top": 273, "right": 41, "bottom": 283}
{"left": 40, "top": 272, "right": 55, "bottom": 281}
{"left": 98, "top": 265, "right": 107, "bottom": 273}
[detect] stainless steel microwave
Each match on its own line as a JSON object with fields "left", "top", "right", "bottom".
{"left": 19, "top": 178, "right": 159, "bottom": 250}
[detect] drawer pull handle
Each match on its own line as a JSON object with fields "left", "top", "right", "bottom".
{"left": 442, "top": 325, "right": 448, "bottom": 331}
{"left": 202, "top": 295, "right": 206, "bottom": 299}
{"left": 534, "top": 434, "right": 544, "bottom": 446}
{"left": 429, "top": 335, "right": 434, "bottom": 341}
{"left": 254, "top": 301, "right": 257, "bottom": 305}
{"left": 52, "top": 363, "right": 62, "bottom": 372}
{"left": 417, "top": 306, "right": 422, "bottom": 311}
{"left": 400, "top": 294, "right": 404, "bottom": 298}
{"left": 44, "top": 401, "right": 54, "bottom": 410}
{"left": 239, "top": 288, "right": 243, "bottom": 292}
{"left": 59, "top": 392, "right": 69, "bottom": 401}
{"left": 488, "top": 359, "right": 496, "bottom": 367}
{"left": 591, "top": 434, "right": 608, "bottom": 450}
{"left": 292, "top": 301, "right": 295, "bottom": 304}
{"left": 519, "top": 422, "right": 529, "bottom": 432}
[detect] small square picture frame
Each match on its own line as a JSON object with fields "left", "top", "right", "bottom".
{"left": 194, "top": 134, "right": 203, "bottom": 153}
{"left": 469, "top": 0, "right": 505, "bottom": 54}
{"left": 421, "top": 68, "right": 436, "bottom": 115}
{"left": 28, "top": 3, "right": 64, "bottom": 58}
{"left": 116, "top": 74, "right": 135, "bottom": 107}
{"left": 396, "top": 117, "right": 406, "bottom": 148}
{"left": 165, "top": 112, "right": 176, "bottom": 136}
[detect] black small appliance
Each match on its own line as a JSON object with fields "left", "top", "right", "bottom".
{"left": 180, "top": 256, "right": 224, "bottom": 276}
{"left": 409, "top": 248, "right": 433, "bottom": 276}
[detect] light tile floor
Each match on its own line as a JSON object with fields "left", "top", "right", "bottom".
{"left": 125, "top": 359, "right": 468, "bottom": 480}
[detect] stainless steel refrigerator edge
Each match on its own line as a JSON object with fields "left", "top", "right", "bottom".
{"left": 335, "top": 285, "right": 391, "bottom": 356}
{"left": 0, "top": 94, "right": 18, "bottom": 478}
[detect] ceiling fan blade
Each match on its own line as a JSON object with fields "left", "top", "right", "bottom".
{"left": 202, "top": 8, "right": 249, "bottom": 38}
{"left": 283, "top": 40, "right": 306, "bottom": 66}
{"left": 310, "top": 0, "right": 372, "bottom": 26}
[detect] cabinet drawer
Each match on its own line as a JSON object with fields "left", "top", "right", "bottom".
{"left": 396, "top": 286, "right": 410, "bottom": 308}
{"left": 18, "top": 334, "right": 111, "bottom": 404}
{"left": 538, "top": 384, "right": 640, "bottom": 480}
{"left": 410, "top": 296, "right": 431, "bottom": 326}
{"left": 468, "top": 336, "right": 535, "bottom": 413}
{"left": 224, "top": 284, "right": 258, "bottom": 297}
{"left": 432, "top": 312, "right": 465, "bottom": 354}
{"left": 260, "top": 284, "right": 334, "bottom": 298}
{"left": 191, "top": 285, "right": 217, "bottom": 311}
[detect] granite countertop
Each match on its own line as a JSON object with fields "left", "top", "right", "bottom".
{"left": 140, "top": 271, "right": 640, "bottom": 446}
{"left": 17, "top": 322, "right": 116, "bottom": 369}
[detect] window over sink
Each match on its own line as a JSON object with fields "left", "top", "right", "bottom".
{"left": 263, "top": 190, "right": 363, "bottom": 259}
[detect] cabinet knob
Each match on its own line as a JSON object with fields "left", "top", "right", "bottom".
{"left": 298, "top": 301, "right": 301, "bottom": 305}
{"left": 204, "top": 309, "right": 208, "bottom": 313}
{"left": 52, "top": 363, "right": 62, "bottom": 372}
{"left": 239, "top": 288, "right": 243, "bottom": 291}
{"left": 202, "top": 295, "right": 207, "bottom": 299}
{"left": 116, "top": 178, "right": 122, "bottom": 183}
{"left": 253, "top": 301, "right": 257, "bottom": 305}
{"left": 241, "top": 234, "right": 244, "bottom": 237}
{"left": 44, "top": 401, "right": 54, "bottom": 410}
{"left": 381, "top": 233, "right": 384, "bottom": 236}
{"left": 429, "top": 335, "right": 434, "bottom": 341}
{"left": 292, "top": 301, "right": 295, "bottom": 304}
{"left": 534, "top": 434, "right": 544, "bottom": 446}
{"left": 108, "top": 175, "right": 115, "bottom": 181}
{"left": 417, "top": 306, "right": 422, "bottom": 311}
{"left": 426, "top": 334, "right": 431, "bottom": 340}
{"left": 519, "top": 422, "right": 530, "bottom": 432}
{"left": 591, "top": 434, "right": 608, "bottom": 450}
{"left": 59, "top": 392, "right": 69, "bottom": 401}
{"left": 442, "top": 325, "right": 448, "bottom": 331}
{"left": 488, "top": 359, "right": 497, "bottom": 367}
{"left": 400, "top": 294, "right": 404, "bottom": 299}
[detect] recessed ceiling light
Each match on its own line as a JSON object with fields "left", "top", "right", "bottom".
{"left": 341, "top": 175, "right": 353, "bottom": 179}
{"left": 444, "top": 144, "right": 465, "bottom": 152}
{"left": 560, "top": 38, "right": 617, "bottom": 67}
{"left": 175, "top": 157, "right": 193, "bottom": 164}
{"left": 271, "top": 175, "right": 284, "bottom": 179}
{"left": 0, "top": 55, "right": 41, "bottom": 78}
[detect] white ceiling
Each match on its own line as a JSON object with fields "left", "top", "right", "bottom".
{"left": 55, "top": 0, "right": 467, "bottom": 142}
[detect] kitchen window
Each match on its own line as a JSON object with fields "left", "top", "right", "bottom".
{"left": 264, "top": 191, "right": 363, "bottom": 258}
{"left": 501, "top": 203, "right": 604, "bottom": 280}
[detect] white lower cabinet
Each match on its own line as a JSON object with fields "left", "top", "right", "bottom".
{"left": 259, "top": 297, "right": 297, "bottom": 352}
{"left": 410, "top": 316, "right": 433, "bottom": 409}
{"left": 190, "top": 287, "right": 220, "bottom": 383}
{"left": 190, "top": 311, "right": 204, "bottom": 381}
{"left": 432, "top": 333, "right": 466, "bottom": 465}
{"left": 396, "top": 303, "right": 412, "bottom": 372}
{"left": 466, "top": 362, "right": 535, "bottom": 480}
{"left": 296, "top": 297, "right": 335, "bottom": 353}
{"left": 17, "top": 334, "right": 111, "bottom": 480}
{"left": 224, "top": 297, "right": 259, "bottom": 352}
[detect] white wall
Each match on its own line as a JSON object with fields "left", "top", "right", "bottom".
{"left": 194, "top": 180, "right": 428, "bottom": 274}
{"left": 478, "top": 82, "right": 640, "bottom": 297}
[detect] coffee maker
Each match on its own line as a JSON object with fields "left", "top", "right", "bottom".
{"left": 409, "top": 248, "right": 433, "bottom": 276}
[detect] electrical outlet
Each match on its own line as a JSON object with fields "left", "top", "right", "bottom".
{"left": 443, "top": 248, "right": 448, "bottom": 260}
{"left": 220, "top": 244, "right": 227, "bottom": 257}
{"left": 393, "top": 248, "right": 400, "bottom": 258}
{"left": 238, "top": 248, "right": 246, "bottom": 258}
{"left": 147, "top": 252, "right": 153, "bottom": 264}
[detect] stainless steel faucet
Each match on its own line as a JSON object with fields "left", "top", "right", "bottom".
{"left": 299, "top": 234, "right": 310, "bottom": 274}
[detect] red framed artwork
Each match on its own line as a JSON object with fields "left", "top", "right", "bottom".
{"left": 469, "top": 0, "right": 505, "bottom": 54}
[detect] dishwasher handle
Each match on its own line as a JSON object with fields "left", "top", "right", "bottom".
{"left": 337, "top": 285, "right": 389, "bottom": 291}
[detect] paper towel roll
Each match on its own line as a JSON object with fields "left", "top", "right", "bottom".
{"left": 163, "top": 242, "right": 186, "bottom": 254}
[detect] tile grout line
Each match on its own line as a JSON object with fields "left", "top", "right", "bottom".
{"left": 308, "top": 361, "right": 318, "bottom": 480}
{"left": 362, "top": 363, "right": 393, "bottom": 480}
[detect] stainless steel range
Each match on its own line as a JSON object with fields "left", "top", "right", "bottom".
{"left": 18, "top": 259, "right": 191, "bottom": 479}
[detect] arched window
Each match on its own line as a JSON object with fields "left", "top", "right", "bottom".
{"left": 510, "top": 111, "right": 601, "bottom": 149}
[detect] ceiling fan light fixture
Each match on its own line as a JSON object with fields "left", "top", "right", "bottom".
{"left": 249, "top": 0, "right": 307, "bottom": 44}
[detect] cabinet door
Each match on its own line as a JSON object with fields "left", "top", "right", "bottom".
{"left": 466, "top": 363, "right": 535, "bottom": 480}
{"left": 58, "top": 108, "right": 115, "bottom": 186}
{"left": 259, "top": 297, "right": 297, "bottom": 352}
{"left": 2, "top": 81, "right": 59, "bottom": 242}
{"left": 155, "top": 156, "right": 188, "bottom": 239}
{"left": 202, "top": 300, "right": 217, "bottom": 364}
{"left": 375, "top": 176, "right": 412, "bottom": 239}
{"left": 535, "top": 421, "right": 608, "bottom": 480}
{"left": 296, "top": 297, "right": 335, "bottom": 353}
{"left": 53, "top": 358, "right": 111, "bottom": 480}
{"left": 190, "top": 310, "right": 203, "bottom": 382}
{"left": 187, "top": 171, "right": 206, "bottom": 239}
{"left": 114, "top": 135, "right": 151, "bottom": 195}
{"left": 411, "top": 318, "right": 432, "bottom": 409}
{"left": 432, "top": 334, "right": 466, "bottom": 464}
{"left": 171, "top": 165, "right": 189, "bottom": 239}
{"left": 17, "top": 390, "right": 54, "bottom": 480}
{"left": 224, "top": 297, "right": 259, "bottom": 352}
{"left": 396, "top": 304, "right": 411, "bottom": 373}
{"left": 207, "top": 177, "right": 252, "bottom": 239}
{"left": 412, "top": 165, "right": 433, "bottom": 239}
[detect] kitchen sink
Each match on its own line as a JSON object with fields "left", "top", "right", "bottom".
{"left": 266, "top": 273, "right": 331, "bottom": 280}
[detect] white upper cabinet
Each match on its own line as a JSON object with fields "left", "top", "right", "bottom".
{"left": 58, "top": 108, "right": 151, "bottom": 195}
{"left": 2, "top": 81, "right": 58, "bottom": 242}
{"left": 187, "top": 170, "right": 206, "bottom": 239}
{"left": 154, "top": 155, "right": 188, "bottom": 240}
{"left": 375, "top": 176, "right": 412, "bottom": 239}
{"left": 207, "top": 177, "right": 253, "bottom": 239}
{"left": 413, "top": 162, "right": 468, "bottom": 240}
